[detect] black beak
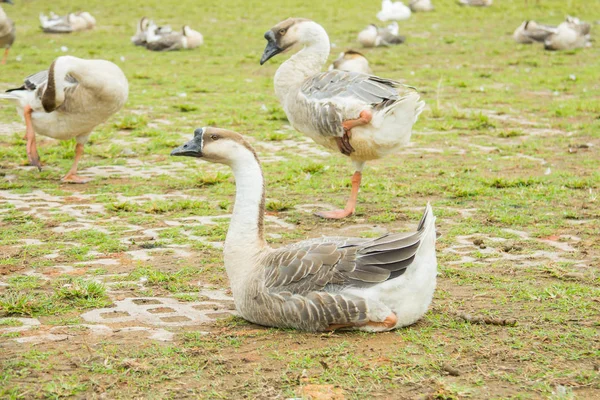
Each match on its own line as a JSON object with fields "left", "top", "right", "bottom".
{"left": 260, "top": 31, "right": 282, "bottom": 65}
{"left": 171, "top": 128, "right": 204, "bottom": 157}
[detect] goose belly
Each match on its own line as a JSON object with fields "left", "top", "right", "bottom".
{"left": 31, "top": 110, "right": 105, "bottom": 140}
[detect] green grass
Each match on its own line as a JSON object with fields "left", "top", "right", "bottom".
{"left": 0, "top": 0, "right": 599, "bottom": 398}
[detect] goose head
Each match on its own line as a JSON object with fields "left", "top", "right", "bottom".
{"left": 260, "top": 18, "right": 327, "bottom": 64}
{"left": 171, "top": 127, "right": 256, "bottom": 165}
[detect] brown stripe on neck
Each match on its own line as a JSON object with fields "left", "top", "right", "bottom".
{"left": 42, "top": 60, "right": 58, "bottom": 112}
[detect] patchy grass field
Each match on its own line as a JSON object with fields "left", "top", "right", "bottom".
{"left": 1, "top": 0, "right": 599, "bottom": 398}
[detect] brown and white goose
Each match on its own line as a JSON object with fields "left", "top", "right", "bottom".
{"left": 329, "top": 50, "right": 372, "bottom": 74}
{"left": 0, "top": 56, "right": 128, "bottom": 182}
{"left": 0, "top": 0, "right": 15, "bottom": 64}
{"left": 171, "top": 127, "right": 437, "bottom": 332}
{"left": 260, "top": 18, "right": 424, "bottom": 219}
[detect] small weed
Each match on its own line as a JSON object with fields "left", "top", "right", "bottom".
{"left": 114, "top": 115, "right": 148, "bottom": 130}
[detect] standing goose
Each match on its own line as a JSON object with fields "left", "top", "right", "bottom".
{"left": 171, "top": 127, "right": 438, "bottom": 332}
{"left": 0, "top": 0, "right": 15, "bottom": 65}
{"left": 0, "top": 56, "right": 128, "bottom": 183}
{"left": 260, "top": 18, "right": 424, "bottom": 219}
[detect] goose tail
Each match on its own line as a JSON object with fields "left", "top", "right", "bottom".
{"left": 0, "top": 93, "right": 22, "bottom": 101}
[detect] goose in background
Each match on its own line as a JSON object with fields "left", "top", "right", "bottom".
{"left": 145, "top": 25, "right": 203, "bottom": 51}
{"left": 358, "top": 22, "right": 405, "bottom": 47}
{"left": 458, "top": 0, "right": 492, "bottom": 6}
{"left": 409, "top": 0, "right": 434, "bottom": 12}
{"left": 171, "top": 127, "right": 438, "bottom": 332}
{"left": 329, "top": 50, "right": 372, "bottom": 74}
{"left": 513, "top": 20, "right": 556, "bottom": 44}
{"left": 544, "top": 17, "right": 591, "bottom": 50}
{"left": 0, "top": 0, "right": 15, "bottom": 65}
{"left": 131, "top": 17, "right": 173, "bottom": 47}
{"left": 0, "top": 56, "right": 128, "bottom": 183}
{"left": 260, "top": 18, "right": 424, "bottom": 219}
{"left": 377, "top": 0, "right": 412, "bottom": 21}
{"left": 40, "top": 11, "right": 96, "bottom": 33}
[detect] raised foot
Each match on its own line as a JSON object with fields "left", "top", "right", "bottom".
{"left": 314, "top": 209, "right": 354, "bottom": 219}
{"left": 61, "top": 174, "right": 91, "bottom": 184}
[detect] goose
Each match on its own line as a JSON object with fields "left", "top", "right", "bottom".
{"left": 0, "top": 0, "right": 15, "bottom": 65}
{"left": 544, "top": 17, "right": 591, "bottom": 51}
{"left": 145, "top": 25, "right": 203, "bottom": 52}
{"left": 131, "top": 16, "right": 151, "bottom": 46}
{"left": 458, "top": 0, "right": 492, "bottom": 6}
{"left": 409, "top": 0, "right": 434, "bottom": 12}
{"left": 513, "top": 20, "right": 556, "bottom": 44}
{"left": 171, "top": 127, "right": 438, "bottom": 332}
{"left": 329, "top": 50, "right": 372, "bottom": 74}
{"left": 377, "top": 0, "right": 411, "bottom": 22}
{"left": 0, "top": 56, "right": 128, "bottom": 183}
{"left": 40, "top": 11, "right": 96, "bottom": 33}
{"left": 260, "top": 18, "right": 424, "bottom": 219}
{"left": 357, "top": 22, "right": 405, "bottom": 48}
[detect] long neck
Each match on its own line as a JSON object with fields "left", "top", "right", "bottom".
{"left": 274, "top": 25, "right": 331, "bottom": 104}
{"left": 0, "top": 6, "right": 7, "bottom": 24}
{"left": 224, "top": 149, "right": 267, "bottom": 276}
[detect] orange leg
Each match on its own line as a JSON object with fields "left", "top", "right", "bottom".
{"left": 24, "top": 105, "right": 42, "bottom": 171}
{"left": 327, "top": 313, "right": 397, "bottom": 331}
{"left": 335, "top": 110, "right": 373, "bottom": 156}
{"left": 315, "top": 171, "right": 362, "bottom": 219}
{"left": 1, "top": 48, "right": 8, "bottom": 65}
{"left": 61, "top": 143, "right": 90, "bottom": 184}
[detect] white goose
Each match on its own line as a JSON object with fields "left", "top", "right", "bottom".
{"left": 131, "top": 17, "right": 173, "bottom": 47}
{"left": 329, "top": 50, "right": 372, "bottom": 74}
{"left": 544, "top": 17, "right": 591, "bottom": 51}
{"left": 171, "top": 127, "right": 437, "bottom": 332}
{"left": 260, "top": 18, "right": 424, "bottom": 219}
{"left": 0, "top": 56, "right": 128, "bottom": 183}
{"left": 40, "top": 11, "right": 96, "bottom": 33}
{"left": 377, "top": 0, "right": 412, "bottom": 21}
{"left": 409, "top": 0, "right": 434, "bottom": 12}
{"left": 0, "top": 0, "right": 15, "bottom": 65}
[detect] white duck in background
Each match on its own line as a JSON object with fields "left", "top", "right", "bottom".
{"left": 358, "top": 22, "right": 405, "bottom": 48}
{"left": 377, "top": 0, "right": 411, "bottom": 22}
{"left": 0, "top": 0, "right": 15, "bottom": 65}
{"left": 0, "top": 56, "right": 128, "bottom": 183}
{"left": 544, "top": 17, "right": 591, "bottom": 50}
{"left": 145, "top": 25, "right": 203, "bottom": 51}
{"left": 171, "top": 127, "right": 438, "bottom": 332}
{"left": 260, "top": 18, "right": 424, "bottom": 219}
{"left": 409, "top": 0, "right": 434, "bottom": 12}
{"left": 329, "top": 50, "right": 372, "bottom": 74}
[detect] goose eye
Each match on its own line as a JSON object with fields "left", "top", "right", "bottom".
{"left": 279, "top": 29, "right": 286, "bottom": 35}
{"left": 210, "top": 134, "right": 219, "bottom": 140}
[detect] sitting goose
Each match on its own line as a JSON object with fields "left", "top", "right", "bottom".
{"left": 40, "top": 12, "right": 96, "bottom": 33}
{"left": 357, "top": 22, "right": 405, "bottom": 48}
{"left": 131, "top": 17, "right": 173, "bottom": 47}
{"left": 0, "top": 0, "right": 15, "bottom": 65}
{"left": 377, "top": 0, "right": 411, "bottom": 22}
{"left": 409, "top": 0, "right": 434, "bottom": 12}
{"left": 260, "top": 18, "right": 424, "bottom": 219}
{"left": 145, "top": 25, "right": 203, "bottom": 51}
{"left": 0, "top": 56, "right": 128, "bottom": 183}
{"left": 171, "top": 127, "right": 438, "bottom": 332}
{"left": 458, "top": 0, "right": 492, "bottom": 6}
{"left": 513, "top": 20, "right": 556, "bottom": 44}
{"left": 544, "top": 17, "right": 591, "bottom": 51}
{"left": 329, "top": 50, "right": 372, "bottom": 74}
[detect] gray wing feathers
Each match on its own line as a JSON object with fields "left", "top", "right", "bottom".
{"left": 145, "top": 34, "right": 181, "bottom": 51}
{"left": 299, "top": 70, "right": 415, "bottom": 137}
